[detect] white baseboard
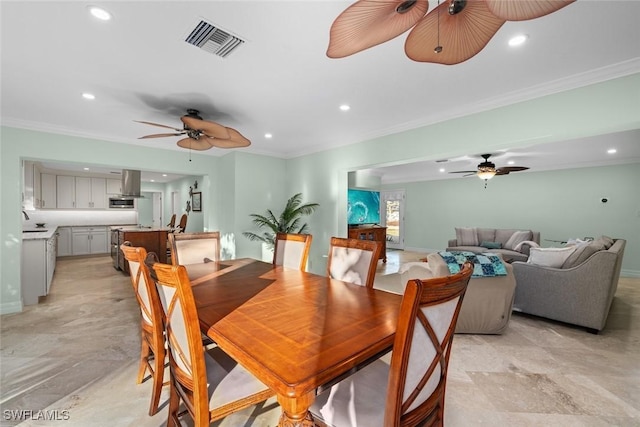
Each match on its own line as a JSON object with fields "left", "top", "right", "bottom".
{"left": 0, "top": 299, "right": 23, "bottom": 315}
{"left": 402, "top": 246, "right": 440, "bottom": 254}
{"left": 621, "top": 269, "right": 640, "bottom": 278}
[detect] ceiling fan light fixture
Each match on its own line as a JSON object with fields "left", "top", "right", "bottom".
{"left": 477, "top": 169, "right": 496, "bottom": 180}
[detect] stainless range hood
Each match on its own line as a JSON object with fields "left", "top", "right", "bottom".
{"left": 119, "top": 169, "right": 142, "bottom": 198}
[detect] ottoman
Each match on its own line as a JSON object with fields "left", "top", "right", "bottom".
{"left": 399, "top": 253, "right": 516, "bottom": 334}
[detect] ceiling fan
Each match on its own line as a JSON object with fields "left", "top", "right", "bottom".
{"left": 135, "top": 109, "right": 250, "bottom": 151}
{"left": 327, "top": 0, "right": 575, "bottom": 65}
{"left": 450, "top": 153, "right": 529, "bottom": 187}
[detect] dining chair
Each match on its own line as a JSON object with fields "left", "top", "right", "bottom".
{"left": 174, "top": 213, "right": 188, "bottom": 233}
{"left": 120, "top": 242, "right": 167, "bottom": 416}
{"left": 166, "top": 213, "right": 176, "bottom": 228}
{"left": 273, "top": 232, "right": 313, "bottom": 271}
{"left": 327, "top": 237, "right": 381, "bottom": 288}
{"left": 169, "top": 231, "right": 221, "bottom": 266}
{"left": 310, "top": 262, "right": 473, "bottom": 427}
{"left": 150, "top": 262, "right": 275, "bottom": 427}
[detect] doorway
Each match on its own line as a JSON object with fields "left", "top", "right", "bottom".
{"left": 381, "top": 190, "right": 405, "bottom": 250}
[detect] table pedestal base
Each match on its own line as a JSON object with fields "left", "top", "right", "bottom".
{"left": 278, "top": 393, "right": 316, "bottom": 427}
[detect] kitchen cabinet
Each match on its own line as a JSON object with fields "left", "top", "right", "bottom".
{"left": 22, "top": 160, "right": 35, "bottom": 210}
{"left": 76, "top": 177, "right": 106, "bottom": 208}
{"left": 40, "top": 173, "right": 57, "bottom": 209}
{"left": 22, "top": 232, "right": 57, "bottom": 305}
{"left": 57, "top": 175, "right": 76, "bottom": 208}
{"left": 106, "top": 178, "right": 121, "bottom": 195}
{"left": 72, "top": 226, "right": 108, "bottom": 255}
{"left": 57, "top": 227, "right": 72, "bottom": 257}
{"left": 57, "top": 176, "right": 106, "bottom": 209}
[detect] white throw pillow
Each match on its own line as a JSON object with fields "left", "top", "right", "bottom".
{"left": 528, "top": 246, "right": 577, "bottom": 268}
{"left": 505, "top": 230, "right": 532, "bottom": 250}
{"left": 455, "top": 227, "right": 478, "bottom": 246}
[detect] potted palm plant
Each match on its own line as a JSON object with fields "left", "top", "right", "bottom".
{"left": 243, "top": 193, "right": 319, "bottom": 257}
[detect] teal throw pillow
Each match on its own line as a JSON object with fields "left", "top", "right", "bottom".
{"left": 481, "top": 241, "right": 502, "bottom": 249}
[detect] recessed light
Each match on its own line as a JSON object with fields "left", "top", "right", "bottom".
{"left": 83, "top": 167, "right": 90, "bottom": 171}
{"left": 150, "top": 179, "right": 155, "bottom": 183}
{"left": 607, "top": 148, "right": 617, "bottom": 154}
{"left": 162, "top": 174, "right": 167, "bottom": 177}
{"left": 88, "top": 6, "right": 112, "bottom": 21}
{"left": 439, "top": 168, "right": 445, "bottom": 173}
{"left": 507, "top": 160, "right": 515, "bottom": 165}
{"left": 82, "top": 93, "right": 95, "bottom": 100}
{"left": 264, "top": 133, "right": 273, "bottom": 139}
{"left": 508, "top": 34, "right": 528, "bottom": 47}
{"left": 339, "top": 104, "right": 350, "bottom": 111}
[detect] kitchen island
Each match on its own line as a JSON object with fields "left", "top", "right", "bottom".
{"left": 111, "top": 226, "right": 170, "bottom": 273}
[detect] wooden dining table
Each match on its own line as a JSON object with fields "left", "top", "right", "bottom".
{"left": 186, "top": 258, "right": 402, "bottom": 427}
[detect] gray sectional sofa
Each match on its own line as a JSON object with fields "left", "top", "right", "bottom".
{"left": 512, "top": 237, "right": 625, "bottom": 333}
{"left": 447, "top": 227, "right": 540, "bottom": 262}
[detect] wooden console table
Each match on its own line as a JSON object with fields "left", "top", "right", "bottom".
{"left": 348, "top": 225, "right": 387, "bottom": 263}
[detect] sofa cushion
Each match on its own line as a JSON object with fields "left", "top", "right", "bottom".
{"left": 505, "top": 230, "right": 533, "bottom": 250}
{"left": 528, "top": 246, "right": 576, "bottom": 268}
{"left": 455, "top": 227, "right": 479, "bottom": 246}
{"left": 597, "top": 235, "right": 614, "bottom": 249}
{"left": 481, "top": 241, "right": 502, "bottom": 249}
{"left": 477, "top": 228, "right": 496, "bottom": 244}
{"left": 562, "top": 240, "right": 606, "bottom": 268}
{"left": 495, "top": 229, "right": 518, "bottom": 245}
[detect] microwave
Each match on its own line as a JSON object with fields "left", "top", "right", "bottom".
{"left": 108, "top": 197, "right": 135, "bottom": 209}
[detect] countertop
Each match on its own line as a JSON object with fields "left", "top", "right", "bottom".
{"left": 112, "top": 226, "right": 172, "bottom": 232}
{"left": 22, "top": 226, "right": 58, "bottom": 240}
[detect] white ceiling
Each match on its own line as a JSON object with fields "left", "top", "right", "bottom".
{"left": 2, "top": 1, "right": 640, "bottom": 183}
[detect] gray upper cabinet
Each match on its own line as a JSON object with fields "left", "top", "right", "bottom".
{"left": 56, "top": 176, "right": 106, "bottom": 209}
{"left": 56, "top": 175, "right": 76, "bottom": 208}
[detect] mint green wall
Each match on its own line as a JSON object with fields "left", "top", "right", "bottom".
{"left": 0, "top": 127, "right": 287, "bottom": 313}
{"left": 161, "top": 175, "right": 207, "bottom": 232}
{"left": 231, "top": 152, "right": 288, "bottom": 261}
{"left": 382, "top": 164, "right": 639, "bottom": 276}
{"left": 285, "top": 74, "right": 640, "bottom": 275}
{"left": 2, "top": 73, "right": 639, "bottom": 313}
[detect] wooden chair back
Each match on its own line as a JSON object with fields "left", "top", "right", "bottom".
{"left": 152, "top": 262, "right": 211, "bottom": 424}
{"left": 327, "top": 237, "right": 381, "bottom": 288}
{"left": 177, "top": 214, "right": 188, "bottom": 233}
{"left": 167, "top": 213, "right": 176, "bottom": 228}
{"left": 385, "top": 262, "right": 473, "bottom": 426}
{"left": 120, "top": 242, "right": 166, "bottom": 415}
{"left": 150, "top": 262, "right": 274, "bottom": 426}
{"left": 273, "top": 232, "right": 313, "bottom": 271}
{"left": 169, "top": 231, "right": 220, "bottom": 266}
{"left": 310, "top": 263, "right": 472, "bottom": 426}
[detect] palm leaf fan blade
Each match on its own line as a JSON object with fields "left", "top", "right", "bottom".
{"left": 485, "top": 0, "right": 575, "bottom": 21}
{"left": 327, "top": 0, "right": 429, "bottom": 58}
{"left": 405, "top": 0, "right": 505, "bottom": 65}
{"left": 177, "top": 137, "right": 213, "bottom": 151}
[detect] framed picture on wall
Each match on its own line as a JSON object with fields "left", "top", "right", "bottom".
{"left": 192, "top": 192, "right": 202, "bottom": 212}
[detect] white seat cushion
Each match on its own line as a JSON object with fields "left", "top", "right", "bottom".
{"left": 205, "top": 347, "right": 271, "bottom": 410}
{"left": 310, "top": 359, "right": 389, "bottom": 427}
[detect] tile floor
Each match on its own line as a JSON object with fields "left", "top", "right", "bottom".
{"left": 1, "top": 252, "right": 639, "bottom": 426}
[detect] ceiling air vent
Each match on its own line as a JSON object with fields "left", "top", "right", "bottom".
{"left": 185, "top": 20, "right": 244, "bottom": 58}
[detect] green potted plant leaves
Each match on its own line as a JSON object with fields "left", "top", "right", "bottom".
{"left": 243, "top": 193, "right": 319, "bottom": 252}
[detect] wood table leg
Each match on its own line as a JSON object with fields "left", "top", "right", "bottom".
{"left": 277, "top": 392, "right": 316, "bottom": 427}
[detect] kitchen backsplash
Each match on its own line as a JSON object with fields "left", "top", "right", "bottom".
{"left": 23, "top": 210, "right": 137, "bottom": 227}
